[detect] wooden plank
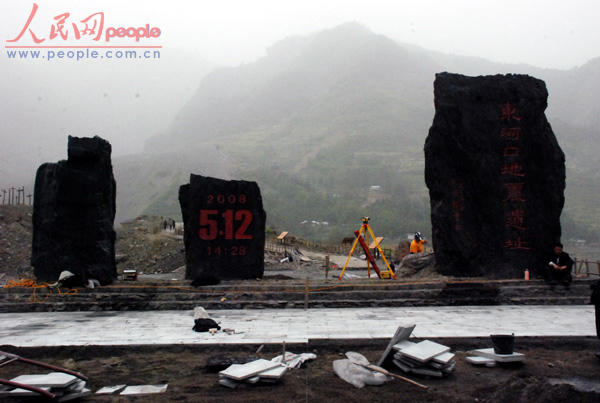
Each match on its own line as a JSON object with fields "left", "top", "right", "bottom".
{"left": 276, "top": 231, "right": 289, "bottom": 240}
{"left": 368, "top": 237, "right": 384, "bottom": 249}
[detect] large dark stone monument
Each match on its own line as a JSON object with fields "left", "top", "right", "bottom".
{"left": 425, "top": 73, "right": 565, "bottom": 278}
{"left": 31, "top": 136, "right": 117, "bottom": 285}
{"left": 179, "top": 175, "right": 266, "bottom": 284}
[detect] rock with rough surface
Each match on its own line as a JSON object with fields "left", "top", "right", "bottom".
{"left": 179, "top": 175, "right": 266, "bottom": 284}
{"left": 425, "top": 73, "right": 565, "bottom": 278}
{"left": 31, "top": 136, "right": 117, "bottom": 285}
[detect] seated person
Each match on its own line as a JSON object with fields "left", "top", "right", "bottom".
{"left": 547, "top": 242, "right": 573, "bottom": 286}
{"left": 409, "top": 232, "right": 427, "bottom": 254}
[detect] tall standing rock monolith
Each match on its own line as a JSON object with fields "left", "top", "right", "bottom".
{"left": 31, "top": 136, "right": 117, "bottom": 285}
{"left": 179, "top": 174, "right": 266, "bottom": 285}
{"left": 425, "top": 73, "right": 565, "bottom": 278}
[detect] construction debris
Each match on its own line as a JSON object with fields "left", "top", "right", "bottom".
{"left": 490, "top": 333, "right": 515, "bottom": 354}
{"left": 376, "top": 324, "right": 456, "bottom": 379}
{"left": 376, "top": 324, "right": 416, "bottom": 366}
{"left": 392, "top": 340, "right": 456, "bottom": 378}
{"left": 205, "top": 356, "right": 260, "bottom": 373}
{"left": 0, "top": 372, "right": 91, "bottom": 400}
{"left": 123, "top": 269, "right": 138, "bottom": 281}
{"left": 192, "top": 306, "right": 221, "bottom": 332}
{"left": 332, "top": 358, "right": 390, "bottom": 388}
{"left": 465, "top": 356, "right": 497, "bottom": 367}
{"left": 345, "top": 352, "right": 427, "bottom": 389}
{"left": 468, "top": 348, "right": 525, "bottom": 363}
{"left": 0, "top": 351, "right": 90, "bottom": 400}
{"left": 48, "top": 270, "right": 75, "bottom": 288}
{"left": 95, "top": 384, "right": 126, "bottom": 394}
{"left": 271, "top": 352, "right": 316, "bottom": 369}
{"left": 218, "top": 352, "right": 316, "bottom": 388}
{"left": 120, "top": 384, "right": 168, "bottom": 395}
{"left": 219, "top": 359, "right": 280, "bottom": 381}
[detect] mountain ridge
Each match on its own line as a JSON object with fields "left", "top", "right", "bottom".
{"left": 129, "top": 23, "right": 600, "bottom": 242}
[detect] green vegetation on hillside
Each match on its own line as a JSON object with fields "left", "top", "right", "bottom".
{"left": 131, "top": 23, "right": 599, "bottom": 244}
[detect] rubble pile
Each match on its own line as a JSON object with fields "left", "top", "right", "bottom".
{"left": 115, "top": 215, "right": 184, "bottom": 274}
{"left": 218, "top": 352, "right": 315, "bottom": 389}
{"left": 391, "top": 340, "right": 456, "bottom": 378}
{"left": 0, "top": 205, "right": 33, "bottom": 281}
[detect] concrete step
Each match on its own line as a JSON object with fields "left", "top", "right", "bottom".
{"left": 0, "top": 285, "right": 589, "bottom": 301}
{"left": 0, "top": 279, "right": 594, "bottom": 312}
{"left": 0, "top": 295, "right": 590, "bottom": 313}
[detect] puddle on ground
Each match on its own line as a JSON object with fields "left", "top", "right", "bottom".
{"left": 548, "top": 377, "right": 600, "bottom": 393}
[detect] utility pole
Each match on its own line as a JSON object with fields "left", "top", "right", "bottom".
{"left": 10, "top": 187, "right": 15, "bottom": 205}
{"left": 27, "top": 194, "right": 32, "bottom": 206}
{"left": 19, "top": 186, "right": 25, "bottom": 205}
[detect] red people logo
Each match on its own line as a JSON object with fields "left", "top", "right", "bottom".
{"left": 6, "top": 3, "right": 161, "bottom": 45}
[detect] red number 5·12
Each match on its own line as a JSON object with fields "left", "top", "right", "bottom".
{"left": 198, "top": 209, "right": 253, "bottom": 240}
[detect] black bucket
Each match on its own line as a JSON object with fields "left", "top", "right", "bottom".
{"left": 490, "top": 334, "right": 514, "bottom": 354}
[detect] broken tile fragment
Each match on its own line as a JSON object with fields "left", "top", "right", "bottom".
{"left": 432, "top": 351, "right": 455, "bottom": 364}
{"left": 258, "top": 365, "right": 287, "bottom": 379}
{"left": 120, "top": 384, "right": 168, "bottom": 395}
{"left": 400, "top": 340, "right": 450, "bottom": 363}
{"left": 376, "top": 324, "right": 415, "bottom": 366}
{"left": 465, "top": 356, "right": 496, "bottom": 366}
{"left": 219, "top": 359, "right": 280, "bottom": 381}
{"left": 96, "top": 385, "right": 126, "bottom": 394}
{"left": 470, "top": 348, "right": 525, "bottom": 363}
{"left": 9, "top": 372, "right": 78, "bottom": 388}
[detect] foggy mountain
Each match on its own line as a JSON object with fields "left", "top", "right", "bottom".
{"left": 0, "top": 49, "right": 214, "bottom": 188}
{"left": 138, "top": 22, "right": 599, "bottom": 242}
{"left": 3, "top": 22, "right": 598, "bottom": 241}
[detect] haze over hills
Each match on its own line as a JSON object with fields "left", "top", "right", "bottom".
{"left": 2, "top": 22, "right": 598, "bottom": 243}
{"left": 136, "top": 22, "right": 600, "bottom": 243}
{"left": 0, "top": 48, "right": 214, "bottom": 188}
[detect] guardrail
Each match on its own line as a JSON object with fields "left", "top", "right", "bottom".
{"left": 574, "top": 258, "right": 600, "bottom": 276}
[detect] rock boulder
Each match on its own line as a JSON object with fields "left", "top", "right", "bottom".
{"left": 31, "top": 136, "right": 117, "bottom": 285}
{"left": 425, "top": 73, "right": 565, "bottom": 278}
{"left": 179, "top": 175, "right": 266, "bottom": 284}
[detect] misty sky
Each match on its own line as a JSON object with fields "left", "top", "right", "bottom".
{"left": 1, "top": 0, "right": 599, "bottom": 188}
{"left": 1, "top": 0, "right": 599, "bottom": 69}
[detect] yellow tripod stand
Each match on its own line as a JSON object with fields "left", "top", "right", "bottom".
{"left": 338, "top": 217, "right": 396, "bottom": 280}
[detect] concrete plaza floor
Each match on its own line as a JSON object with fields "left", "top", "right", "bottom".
{"left": 0, "top": 305, "right": 596, "bottom": 347}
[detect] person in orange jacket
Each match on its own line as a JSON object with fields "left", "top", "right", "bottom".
{"left": 409, "top": 232, "right": 427, "bottom": 254}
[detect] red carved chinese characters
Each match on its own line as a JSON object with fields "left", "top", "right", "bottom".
{"left": 504, "top": 183, "right": 526, "bottom": 202}
{"left": 451, "top": 179, "right": 465, "bottom": 231}
{"left": 504, "top": 235, "right": 530, "bottom": 250}
{"left": 501, "top": 162, "right": 526, "bottom": 177}
{"left": 503, "top": 146, "right": 520, "bottom": 157}
{"left": 505, "top": 208, "right": 526, "bottom": 230}
{"left": 499, "top": 102, "right": 530, "bottom": 250}
{"left": 500, "top": 127, "right": 521, "bottom": 141}
{"left": 500, "top": 101, "right": 521, "bottom": 121}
